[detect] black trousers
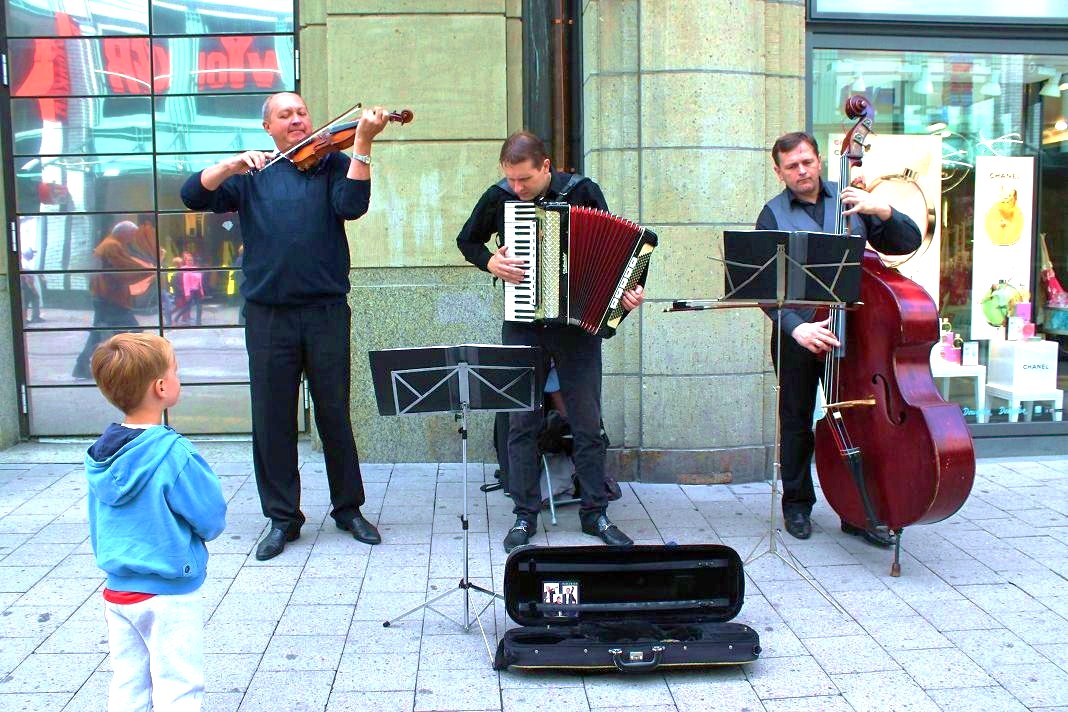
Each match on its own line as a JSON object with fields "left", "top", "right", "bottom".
{"left": 503, "top": 321, "right": 607, "bottom": 520}
{"left": 771, "top": 333, "right": 821, "bottom": 517}
{"left": 245, "top": 301, "right": 365, "bottom": 529}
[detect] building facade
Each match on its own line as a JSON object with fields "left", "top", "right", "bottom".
{"left": 1, "top": 1, "right": 1064, "bottom": 481}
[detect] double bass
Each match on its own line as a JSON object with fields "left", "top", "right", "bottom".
{"left": 813, "top": 95, "right": 975, "bottom": 576}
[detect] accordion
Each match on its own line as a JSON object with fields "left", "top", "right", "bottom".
{"left": 503, "top": 202, "right": 657, "bottom": 337}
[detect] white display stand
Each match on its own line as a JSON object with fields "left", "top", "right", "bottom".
{"left": 985, "top": 340, "right": 1063, "bottom": 422}
{"left": 928, "top": 346, "right": 988, "bottom": 424}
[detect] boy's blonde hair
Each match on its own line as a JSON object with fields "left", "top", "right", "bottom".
{"left": 91, "top": 333, "right": 174, "bottom": 414}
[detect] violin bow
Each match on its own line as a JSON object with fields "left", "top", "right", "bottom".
{"left": 255, "top": 101, "right": 363, "bottom": 174}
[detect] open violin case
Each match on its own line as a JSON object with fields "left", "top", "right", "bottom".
{"left": 494, "top": 544, "right": 760, "bottom": 673}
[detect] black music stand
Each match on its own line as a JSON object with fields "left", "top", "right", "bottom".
{"left": 370, "top": 344, "right": 542, "bottom": 657}
{"left": 672, "top": 230, "right": 864, "bottom": 613}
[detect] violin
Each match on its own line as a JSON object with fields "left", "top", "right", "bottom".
{"left": 288, "top": 109, "right": 414, "bottom": 171}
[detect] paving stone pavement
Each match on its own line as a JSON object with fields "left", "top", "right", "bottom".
{"left": 0, "top": 441, "right": 1066, "bottom": 711}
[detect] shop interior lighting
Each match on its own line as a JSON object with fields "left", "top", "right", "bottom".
{"left": 912, "top": 70, "right": 935, "bottom": 96}
{"left": 1056, "top": 119, "right": 1068, "bottom": 131}
{"left": 981, "top": 71, "right": 1002, "bottom": 97}
{"left": 927, "top": 121, "right": 948, "bottom": 132}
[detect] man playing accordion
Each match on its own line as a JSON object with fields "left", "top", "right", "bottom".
{"left": 456, "top": 131, "right": 645, "bottom": 553}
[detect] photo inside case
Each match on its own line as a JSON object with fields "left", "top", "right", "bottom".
{"left": 542, "top": 580, "right": 580, "bottom": 618}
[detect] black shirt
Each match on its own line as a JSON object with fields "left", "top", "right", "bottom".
{"left": 456, "top": 171, "right": 609, "bottom": 271}
{"left": 180, "top": 153, "right": 370, "bottom": 306}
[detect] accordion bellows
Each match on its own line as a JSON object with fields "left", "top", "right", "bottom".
{"left": 504, "top": 202, "right": 657, "bottom": 337}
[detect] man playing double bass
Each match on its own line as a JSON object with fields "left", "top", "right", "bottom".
{"left": 756, "top": 131, "right": 921, "bottom": 547}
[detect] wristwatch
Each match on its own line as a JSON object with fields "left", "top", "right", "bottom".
{"left": 352, "top": 153, "right": 372, "bottom": 165}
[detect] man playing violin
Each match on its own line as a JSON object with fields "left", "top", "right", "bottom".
{"left": 757, "top": 131, "right": 920, "bottom": 547}
{"left": 456, "top": 131, "right": 645, "bottom": 553}
{"left": 181, "top": 92, "right": 388, "bottom": 560}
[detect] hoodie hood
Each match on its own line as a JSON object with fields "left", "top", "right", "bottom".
{"left": 85, "top": 425, "right": 182, "bottom": 507}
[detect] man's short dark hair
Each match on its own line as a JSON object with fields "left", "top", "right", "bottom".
{"left": 771, "top": 132, "right": 820, "bottom": 166}
{"left": 500, "top": 131, "right": 549, "bottom": 166}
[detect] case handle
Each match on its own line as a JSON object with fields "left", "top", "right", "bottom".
{"left": 609, "top": 645, "right": 665, "bottom": 673}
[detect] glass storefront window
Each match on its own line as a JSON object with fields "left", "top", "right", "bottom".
{"left": 154, "top": 94, "right": 271, "bottom": 153}
{"left": 811, "top": 0, "right": 1068, "bottom": 23}
{"left": 812, "top": 49, "right": 1068, "bottom": 426}
{"left": 151, "top": 36, "right": 294, "bottom": 94}
{"left": 4, "top": 2, "right": 297, "bottom": 436}
{"left": 5, "top": 0, "right": 150, "bottom": 37}
{"left": 151, "top": 0, "right": 294, "bottom": 36}
{"left": 12, "top": 97, "right": 154, "bottom": 156}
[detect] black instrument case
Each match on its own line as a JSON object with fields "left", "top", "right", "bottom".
{"left": 494, "top": 544, "right": 761, "bottom": 673}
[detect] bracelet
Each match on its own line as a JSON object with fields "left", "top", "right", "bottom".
{"left": 352, "top": 153, "right": 372, "bottom": 166}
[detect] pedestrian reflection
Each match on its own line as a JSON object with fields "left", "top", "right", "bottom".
{"left": 72, "top": 221, "right": 155, "bottom": 379}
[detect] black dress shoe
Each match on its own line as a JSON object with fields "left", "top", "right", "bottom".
{"left": 503, "top": 518, "right": 536, "bottom": 553}
{"left": 336, "top": 512, "right": 381, "bottom": 545}
{"left": 783, "top": 511, "right": 812, "bottom": 540}
{"left": 581, "top": 514, "right": 634, "bottom": 547}
{"left": 255, "top": 523, "right": 300, "bottom": 561}
{"left": 841, "top": 520, "right": 894, "bottom": 548}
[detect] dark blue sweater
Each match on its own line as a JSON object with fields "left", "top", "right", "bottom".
{"left": 180, "top": 153, "right": 370, "bottom": 306}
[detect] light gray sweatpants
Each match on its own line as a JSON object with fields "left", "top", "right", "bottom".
{"left": 104, "top": 591, "right": 204, "bottom": 712}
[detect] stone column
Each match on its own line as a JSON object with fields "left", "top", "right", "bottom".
{"left": 583, "top": 0, "right": 806, "bottom": 482}
{"left": 303, "top": 1, "right": 521, "bottom": 461}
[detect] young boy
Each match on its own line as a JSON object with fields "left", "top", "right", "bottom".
{"left": 85, "top": 333, "right": 227, "bottom": 712}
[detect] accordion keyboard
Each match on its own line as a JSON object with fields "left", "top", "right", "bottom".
{"left": 504, "top": 201, "right": 538, "bottom": 322}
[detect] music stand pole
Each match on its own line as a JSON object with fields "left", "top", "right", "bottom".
{"left": 743, "top": 245, "right": 847, "bottom": 615}
{"left": 382, "top": 361, "right": 500, "bottom": 656}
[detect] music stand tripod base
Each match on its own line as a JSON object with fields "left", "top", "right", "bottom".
{"left": 691, "top": 232, "right": 865, "bottom": 616}
{"left": 369, "top": 344, "right": 543, "bottom": 661}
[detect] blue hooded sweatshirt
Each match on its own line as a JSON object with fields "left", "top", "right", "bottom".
{"left": 85, "top": 424, "right": 227, "bottom": 595}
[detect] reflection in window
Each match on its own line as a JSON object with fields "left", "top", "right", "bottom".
{"left": 16, "top": 154, "right": 154, "bottom": 213}
{"left": 151, "top": 35, "right": 294, "bottom": 94}
{"left": 158, "top": 212, "right": 243, "bottom": 269}
{"left": 19, "top": 213, "right": 158, "bottom": 273}
{"left": 10, "top": 38, "right": 154, "bottom": 97}
{"left": 154, "top": 153, "right": 231, "bottom": 211}
{"left": 12, "top": 97, "right": 153, "bottom": 156}
{"left": 165, "top": 328, "right": 249, "bottom": 382}
{"left": 811, "top": 0, "right": 1068, "bottom": 22}
{"left": 155, "top": 94, "right": 271, "bottom": 153}
{"left": 167, "top": 384, "right": 272, "bottom": 433}
{"left": 5, "top": 0, "right": 150, "bottom": 38}
{"left": 161, "top": 269, "right": 244, "bottom": 327}
{"left": 151, "top": 0, "right": 294, "bottom": 37}
{"left": 812, "top": 48, "right": 1068, "bottom": 424}
{"left": 26, "top": 290, "right": 160, "bottom": 384}
{"left": 27, "top": 386, "right": 124, "bottom": 436}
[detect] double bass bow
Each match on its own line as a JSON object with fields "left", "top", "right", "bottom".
{"left": 812, "top": 95, "right": 976, "bottom": 576}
